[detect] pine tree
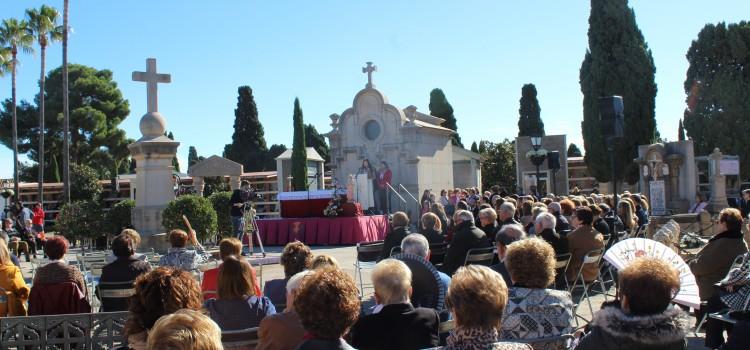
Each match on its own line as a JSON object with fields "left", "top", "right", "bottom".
{"left": 429, "top": 88, "right": 463, "bottom": 147}
{"left": 517, "top": 84, "right": 545, "bottom": 137}
{"left": 567, "top": 143, "right": 583, "bottom": 157}
{"left": 470, "top": 141, "right": 478, "bottom": 153}
{"left": 683, "top": 21, "right": 750, "bottom": 178}
{"left": 265, "top": 144, "right": 287, "bottom": 171}
{"left": 188, "top": 146, "right": 199, "bottom": 171}
{"left": 223, "top": 86, "right": 268, "bottom": 171}
{"left": 166, "top": 131, "right": 180, "bottom": 172}
{"left": 304, "top": 124, "right": 330, "bottom": 163}
{"left": 677, "top": 119, "right": 686, "bottom": 141}
{"left": 291, "top": 98, "right": 307, "bottom": 191}
{"left": 580, "top": 0, "right": 658, "bottom": 183}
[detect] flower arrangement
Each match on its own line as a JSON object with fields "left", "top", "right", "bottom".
{"left": 525, "top": 149, "right": 549, "bottom": 159}
{"left": 323, "top": 195, "right": 343, "bottom": 217}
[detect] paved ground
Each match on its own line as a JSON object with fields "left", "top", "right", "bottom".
{"left": 18, "top": 244, "right": 710, "bottom": 349}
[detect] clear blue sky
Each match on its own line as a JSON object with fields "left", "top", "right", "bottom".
{"left": 1, "top": 0, "right": 748, "bottom": 179}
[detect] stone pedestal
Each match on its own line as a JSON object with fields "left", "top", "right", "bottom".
{"left": 708, "top": 148, "right": 728, "bottom": 214}
{"left": 129, "top": 137, "right": 179, "bottom": 251}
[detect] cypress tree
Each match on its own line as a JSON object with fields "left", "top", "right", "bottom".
{"left": 470, "top": 141, "right": 478, "bottom": 153}
{"left": 223, "top": 86, "right": 268, "bottom": 171}
{"left": 580, "top": 0, "right": 658, "bottom": 183}
{"left": 304, "top": 124, "right": 330, "bottom": 163}
{"left": 188, "top": 146, "right": 199, "bottom": 171}
{"left": 429, "top": 88, "right": 463, "bottom": 147}
{"left": 517, "top": 84, "right": 545, "bottom": 137}
{"left": 167, "top": 131, "right": 180, "bottom": 172}
{"left": 567, "top": 143, "right": 583, "bottom": 157}
{"left": 291, "top": 98, "right": 307, "bottom": 191}
{"left": 677, "top": 119, "right": 686, "bottom": 141}
{"left": 683, "top": 22, "right": 750, "bottom": 178}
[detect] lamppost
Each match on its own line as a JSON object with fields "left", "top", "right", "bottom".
{"left": 529, "top": 135, "right": 546, "bottom": 197}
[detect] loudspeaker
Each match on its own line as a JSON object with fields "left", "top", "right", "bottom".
{"left": 599, "top": 96, "right": 624, "bottom": 138}
{"left": 547, "top": 151, "right": 560, "bottom": 170}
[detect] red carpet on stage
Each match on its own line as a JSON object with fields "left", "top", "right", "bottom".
{"left": 248, "top": 215, "right": 389, "bottom": 246}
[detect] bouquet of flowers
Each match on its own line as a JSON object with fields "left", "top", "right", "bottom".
{"left": 323, "top": 196, "right": 343, "bottom": 217}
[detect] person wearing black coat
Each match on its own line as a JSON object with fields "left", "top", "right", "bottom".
{"left": 348, "top": 259, "right": 439, "bottom": 350}
{"left": 548, "top": 202, "right": 571, "bottom": 233}
{"left": 97, "top": 235, "right": 152, "bottom": 311}
{"left": 441, "top": 210, "right": 492, "bottom": 276}
{"left": 477, "top": 208, "right": 500, "bottom": 243}
{"left": 419, "top": 212, "right": 446, "bottom": 244}
{"left": 535, "top": 212, "right": 568, "bottom": 255}
{"left": 380, "top": 212, "right": 411, "bottom": 260}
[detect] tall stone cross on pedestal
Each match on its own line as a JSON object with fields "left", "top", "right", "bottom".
{"left": 132, "top": 58, "right": 171, "bottom": 113}
{"left": 362, "top": 61, "right": 377, "bottom": 88}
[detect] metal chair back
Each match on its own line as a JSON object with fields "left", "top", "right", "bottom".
{"left": 515, "top": 334, "right": 575, "bottom": 350}
{"left": 221, "top": 326, "right": 259, "bottom": 348}
{"left": 356, "top": 240, "right": 384, "bottom": 263}
{"left": 463, "top": 247, "right": 496, "bottom": 266}
{"left": 429, "top": 242, "right": 449, "bottom": 266}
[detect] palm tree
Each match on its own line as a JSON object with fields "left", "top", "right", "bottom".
{"left": 27, "top": 5, "right": 63, "bottom": 204}
{"left": 62, "top": 0, "right": 70, "bottom": 203}
{"left": 0, "top": 48, "right": 10, "bottom": 77}
{"left": 0, "top": 18, "right": 35, "bottom": 204}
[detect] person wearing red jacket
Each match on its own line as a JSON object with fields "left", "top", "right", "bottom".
{"left": 376, "top": 161, "right": 392, "bottom": 214}
{"left": 31, "top": 202, "right": 45, "bottom": 245}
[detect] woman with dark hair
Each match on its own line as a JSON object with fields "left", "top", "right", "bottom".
{"left": 631, "top": 194, "right": 650, "bottom": 228}
{"left": 689, "top": 193, "right": 708, "bottom": 214}
{"left": 566, "top": 206, "right": 604, "bottom": 283}
{"left": 205, "top": 255, "right": 275, "bottom": 330}
{"left": 264, "top": 241, "right": 313, "bottom": 305}
{"left": 576, "top": 257, "right": 688, "bottom": 350}
{"left": 420, "top": 190, "right": 433, "bottom": 215}
{"left": 124, "top": 267, "right": 203, "bottom": 350}
{"left": 295, "top": 267, "right": 361, "bottom": 350}
{"left": 375, "top": 161, "right": 392, "bottom": 214}
{"left": 98, "top": 234, "right": 151, "bottom": 311}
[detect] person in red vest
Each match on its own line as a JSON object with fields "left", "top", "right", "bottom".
{"left": 31, "top": 202, "right": 46, "bottom": 251}
{"left": 376, "top": 161, "right": 392, "bottom": 214}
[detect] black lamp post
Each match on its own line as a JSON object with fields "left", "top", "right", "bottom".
{"left": 529, "top": 135, "right": 546, "bottom": 197}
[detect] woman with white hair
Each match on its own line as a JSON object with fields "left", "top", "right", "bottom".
{"left": 349, "top": 259, "right": 439, "bottom": 349}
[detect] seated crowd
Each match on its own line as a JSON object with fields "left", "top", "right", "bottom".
{"left": 7, "top": 185, "right": 750, "bottom": 350}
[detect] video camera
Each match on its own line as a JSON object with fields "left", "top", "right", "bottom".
{"left": 241, "top": 187, "right": 263, "bottom": 203}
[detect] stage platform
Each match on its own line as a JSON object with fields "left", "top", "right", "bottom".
{"left": 248, "top": 215, "right": 389, "bottom": 246}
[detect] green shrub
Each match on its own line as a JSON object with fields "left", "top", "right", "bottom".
{"left": 208, "top": 191, "right": 232, "bottom": 238}
{"left": 70, "top": 163, "right": 103, "bottom": 202}
{"left": 56, "top": 200, "right": 106, "bottom": 240}
{"left": 105, "top": 199, "right": 135, "bottom": 236}
{"left": 161, "top": 195, "right": 217, "bottom": 241}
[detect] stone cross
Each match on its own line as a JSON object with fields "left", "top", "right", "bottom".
{"left": 132, "top": 58, "right": 171, "bottom": 113}
{"left": 362, "top": 61, "right": 377, "bottom": 88}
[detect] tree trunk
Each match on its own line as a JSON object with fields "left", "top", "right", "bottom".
{"left": 62, "top": 0, "right": 70, "bottom": 203}
{"left": 11, "top": 51, "right": 18, "bottom": 204}
{"left": 38, "top": 44, "right": 46, "bottom": 204}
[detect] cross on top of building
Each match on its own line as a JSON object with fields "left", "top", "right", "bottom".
{"left": 132, "top": 58, "right": 171, "bottom": 113}
{"left": 362, "top": 61, "right": 377, "bottom": 88}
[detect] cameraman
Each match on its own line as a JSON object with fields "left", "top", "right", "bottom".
{"left": 230, "top": 181, "right": 251, "bottom": 240}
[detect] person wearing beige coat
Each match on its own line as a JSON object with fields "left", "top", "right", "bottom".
{"left": 689, "top": 208, "right": 748, "bottom": 301}
{"left": 566, "top": 207, "right": 605, "bottom": 283}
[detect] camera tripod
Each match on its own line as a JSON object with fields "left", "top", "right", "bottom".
{"left": 241, "top": 202, "right": 266, "bottom": 257}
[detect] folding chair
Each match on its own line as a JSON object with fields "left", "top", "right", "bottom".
{"left": 554, "top": 253, "right": 572, "bottom": 290}
{"left": 568, "top": 248, "right": 607, "bottom": 326}
{"left": 463, "top": 247, "right": 496, "bottom": 266}
{"left": 694, "top": 254, "right": 748, "bottom": 335}
{"left": 221, "top": 327, "right": 259, "bottom": 349}
{"left": 353, "top": 240, "right": 384, "bottom": 298}
{"left": 515, "top": 334, "right": 575, "bottom": 350}
{"left": 429, "top": 242, "right": 449, "bottom": 267}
